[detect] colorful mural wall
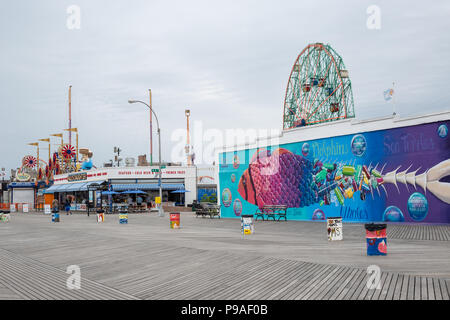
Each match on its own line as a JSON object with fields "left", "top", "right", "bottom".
{"left": 219, "top": 121, "right": 450, "bottom": 223}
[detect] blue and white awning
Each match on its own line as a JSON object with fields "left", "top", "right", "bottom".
{"left": 44, "top": 181, "right": 105, "bottom": 193}
{"left": 111, "top": 183, "right": 184, "bottom": 191}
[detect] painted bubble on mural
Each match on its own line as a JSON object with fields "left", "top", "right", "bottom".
{"left": 222, "top": 188, "right": 232, "bottom": 207}
{"left": 231, "top": 174, "right": 236, "bottom": 183}
{"left": 351, "top": 134, "right": 367, "bottom": 157}
{"left": 407, "top": 192, "right": 429, "bottom": 221}
{"left": 438, "top": 124, "right": 448, "bottom": 138}
{"left": 233, "top": 154, "right": 240, "bottom": 169}
{"left": 312, "top": 208, "right": 325, "bottom": 220}
{"left": 233, "top": 199, "right": 243, "bottom": 216}
{"left": 302, "top": 143, "right": 310, "bottom": 157}
{"left": 383, "top": 206, "right": 404, "bottom": 222}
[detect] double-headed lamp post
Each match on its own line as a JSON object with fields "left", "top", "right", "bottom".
{"left": 128, "top": 99, "right": 164, "bottom": 216}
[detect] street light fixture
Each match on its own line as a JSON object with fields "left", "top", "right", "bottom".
{"left": 128, "top": 99, "right": 164, "bottom": 217}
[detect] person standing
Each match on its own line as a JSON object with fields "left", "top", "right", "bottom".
{"left": 52, "top": 198, "right": 59, "bottom": 212}
{"left": 65, "top": 196, "right": 72, "bottom": 215}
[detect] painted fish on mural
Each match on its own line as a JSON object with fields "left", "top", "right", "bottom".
{"left": 237, "top": 148, "right": 450, "bottom": 209}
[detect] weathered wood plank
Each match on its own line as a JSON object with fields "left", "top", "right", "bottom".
{"left": 399, "top": 275, "right": 409, "bottom": 300}
{"left": 385, "top": 273, "right": 398, "bottom": 300}
{"left": 392, "top": 274, "right": 404, "bottom": 300}
{"left": 440, "top": 279, "right": 450, "bottom": 300}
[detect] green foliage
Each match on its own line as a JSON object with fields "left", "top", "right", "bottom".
{"left": 200, "top": 192, "right": 217, "bottom": 203}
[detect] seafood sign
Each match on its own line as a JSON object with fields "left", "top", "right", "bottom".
{"left": 219, "top": 121, "right": 450, "bottom": 223}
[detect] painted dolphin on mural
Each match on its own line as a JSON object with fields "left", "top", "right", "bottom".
{"left": 237, "top": 148, "right": 450, "bottom": 208}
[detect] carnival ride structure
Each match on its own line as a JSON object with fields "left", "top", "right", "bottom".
{"left": 18, "top": 141, "right": 94, "bottom": 184}
{"left": 283, "top": 43, "right": 355, "bottom": 130}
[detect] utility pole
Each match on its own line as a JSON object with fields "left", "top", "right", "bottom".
{"left": 185, "top": 109, "right": 191, "bottom": 166}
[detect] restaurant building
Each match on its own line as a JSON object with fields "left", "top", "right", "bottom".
{"left": 44, "top": 165, "right": 198, "bottom": 208}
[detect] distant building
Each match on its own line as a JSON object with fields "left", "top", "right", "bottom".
{"left": 137, "top": 155, "right": 149, "bottom": 166}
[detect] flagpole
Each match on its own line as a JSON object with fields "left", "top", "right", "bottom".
{"left": 39, "top": 139, "right": 51, "bottom": 162}
{"left": 392, "top": 82, "right": 396, "bottom": 116}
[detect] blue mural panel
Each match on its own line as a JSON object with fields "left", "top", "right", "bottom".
{"left": 198, "top": 188, "right": 217, "bottom": 203}
{"left": 218, "top": 121, "right": 450, "bottom": 223}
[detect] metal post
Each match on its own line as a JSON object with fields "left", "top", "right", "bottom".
{"left": 69, "top": 86, "right": 72, "bottom": 146}
{"left": 392, "top": 82, "right": 396, "bottom": 116}
{"left": 158, "top": 127, "right": 164, "bottom": 216}
{"left": 187, "top": 112, "right": 190, "bottom": 166}
{"left": 149, "top": 89, "right": 153, "bottom": 166}
{"left": 76, "top": 132, "right": 79, "bottom": 167}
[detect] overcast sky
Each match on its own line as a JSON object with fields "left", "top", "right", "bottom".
{"left": 1, "top": 0, "right": 449, "bottom": 176}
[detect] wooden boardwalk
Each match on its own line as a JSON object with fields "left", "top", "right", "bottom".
{"left": 388, "top": 224, "right": 450, "bottom": 241}
{"left": 0, "top": 248, "right": 137, "bottom": 300}
{"left": 0, "top": 212, "right": 449, "bottom": 300}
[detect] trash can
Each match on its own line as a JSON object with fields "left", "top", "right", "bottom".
{"left": 327, "top": 216, "right": 343, "bottom": 241}
{"left": 241, "top": 214, "right": 254, "bottom": 235}
{"left": 170, "top": 212, "right": 180, "bottom": 229}
{"left": 52, "top": 207, "right": 60, "bottom": 223}
{"left": 365, "top": 223, "right": 387, "bottom": 256}
{"left": 119, "top": 209, "right": 128, "bottom": 224}
{"left": 0, "top": 210, "right": 10, "bottom": 222}
{"left": 97, "top": 209, "right": 105, "bottom": 223}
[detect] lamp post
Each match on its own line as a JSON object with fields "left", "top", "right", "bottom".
{"left": 128, "top": 99, "right": 164, "bottom": 216}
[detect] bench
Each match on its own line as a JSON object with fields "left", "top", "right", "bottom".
{"left": 255, "top": 205, "right": 287, "bottom": 221}
{"left": 195, "top": 203, "right": 220, "bottom": 219}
